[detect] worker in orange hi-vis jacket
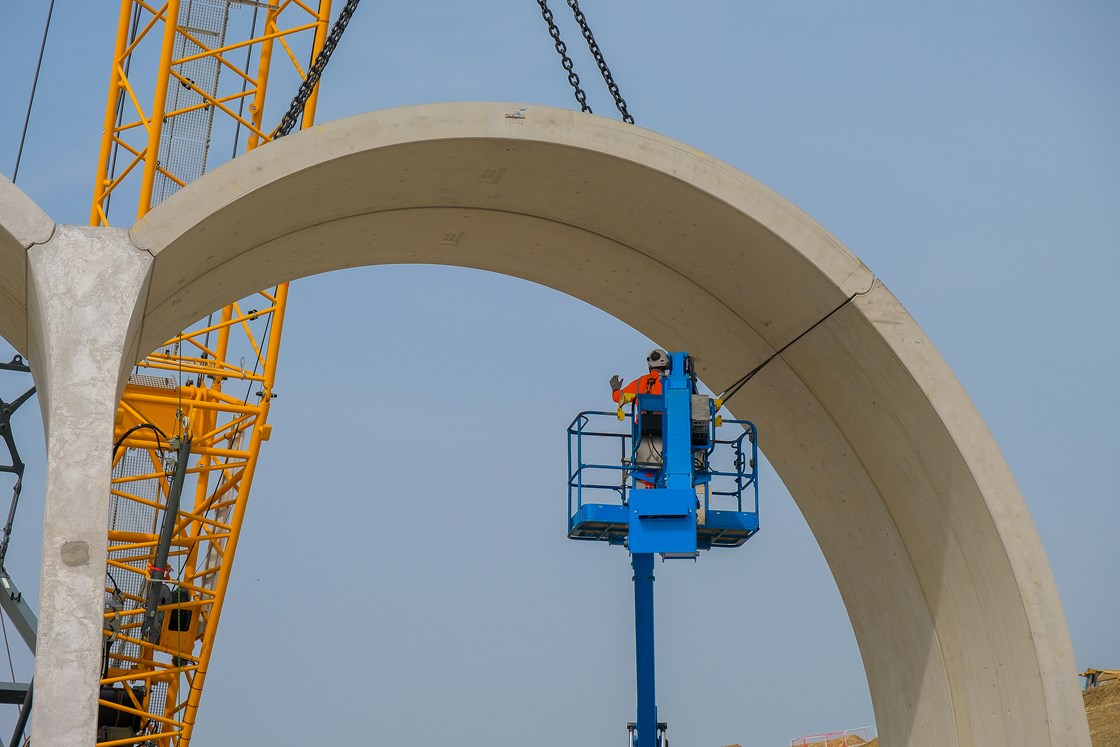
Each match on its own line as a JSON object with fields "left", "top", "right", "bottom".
{"left": 610, "top": 349, "right": 671, "bottom": 487}
{"left": 610, "top": 348, "right": 668, "bottom": 404}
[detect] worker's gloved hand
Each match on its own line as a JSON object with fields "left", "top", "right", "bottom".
{"left": 610, "top": 374, "right": 623, "bottom": 391}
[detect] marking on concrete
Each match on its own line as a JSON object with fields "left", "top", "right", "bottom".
{"left": 60, "top": 541, "right": 90, "bottom": 567}
{"left": 477, "top": 167, "right": 506, "bottom": 184}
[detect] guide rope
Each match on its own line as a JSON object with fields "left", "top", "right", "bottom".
{"left": 718, "top": 282, "right": 876, "bottom": 407}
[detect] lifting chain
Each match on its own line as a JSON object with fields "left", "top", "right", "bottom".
{"left": 535, "top": 0, "right": 592, "bottom": 114}
{"left": 273, "top": 0, "right": 362, "bottom": 139}
{"left": 535, "top": 0, "right": 634, "bottom": 123}
{"left": 565, "top": 0, "right": 634, "bottom": 124}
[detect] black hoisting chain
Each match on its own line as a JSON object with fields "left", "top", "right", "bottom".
{"left": 272, "top": 0, "right": 362, "bottom": 139}
{"left": 565, "top": 0, "right": 634, "bottom": 124}
{"left": 536, "top": 0, "right": 592, "bottom": 114}
{"left": 535, "top": 0, "right": 635, "bottom": 123}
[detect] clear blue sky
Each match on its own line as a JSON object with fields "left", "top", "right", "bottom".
{"left": 1, "top": 2, "right": 1117, "bottom": 746}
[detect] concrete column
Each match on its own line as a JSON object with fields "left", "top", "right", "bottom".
{"left": 26, "top": 226, "right": 152, "bottom": 746}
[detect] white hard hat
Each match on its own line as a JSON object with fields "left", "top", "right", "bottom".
{"left": 646, "top": 349, "right": 669, "bottom": 370}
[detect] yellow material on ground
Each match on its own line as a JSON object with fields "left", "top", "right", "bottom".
{"left": 797, "top": 736, "right": 877, "bottom": 747}
{"left": 1086, "top": 682, "right": 1120, "bottom": 747}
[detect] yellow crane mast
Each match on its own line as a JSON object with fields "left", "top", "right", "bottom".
{"left": 88, "top": 1, "right": 334, "bottom": 743}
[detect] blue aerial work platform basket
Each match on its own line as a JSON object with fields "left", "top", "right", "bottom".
{"left": 566, "top": 401, "right": 759, "bottom": 553}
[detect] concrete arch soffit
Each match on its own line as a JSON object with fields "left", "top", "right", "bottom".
{"left": 71, "top": 103, "right": 1086, "bottom": 745}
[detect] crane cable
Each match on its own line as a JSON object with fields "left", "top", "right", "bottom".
{"left": 536, "top": 0, "right": 635, "bottom": 123}
{"left": 272, "top": 0, "right": 363, "bottom": 139}
{"left": 11, "top": 0, "right": 57, "bottom": 183}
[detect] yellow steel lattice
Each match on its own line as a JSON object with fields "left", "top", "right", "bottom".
{"left": 91, "top": 1, "right": 331, "bottom": 744}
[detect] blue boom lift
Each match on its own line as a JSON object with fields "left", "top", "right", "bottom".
{"left": 567, "top": 351, "right": 759, "bottom": 747}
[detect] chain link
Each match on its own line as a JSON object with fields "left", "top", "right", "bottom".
{"left": 565, "top": 0, "right": 634, "bottom": 124}
{"left": 536, "top": 0, "right": 592, "bottom": 114}
{"left": 273, "top": 0, "right": 362, "bottom": 139}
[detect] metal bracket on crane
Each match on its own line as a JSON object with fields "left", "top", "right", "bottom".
{"left": 0, "top": 355, "right": 38, "bottom": 653}
{"left": 0, "top": 355, "right": 35, "bottom": 570}
{"left": 140, "top": 435, "right": 193, "bottom": 645}
{"left": 0, "top": 572, "right": 37, "bottom": 653}
{"left": 0, "top": 355, "right": 36, "bottom": 747}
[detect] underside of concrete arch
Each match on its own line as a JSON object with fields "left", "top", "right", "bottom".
{"left": 0, "top": 103, "right": 1089, "bottom": 745}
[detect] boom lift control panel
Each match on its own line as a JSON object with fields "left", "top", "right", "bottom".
{"left": 567, "top": 351, "right": 759, "bottom": 747}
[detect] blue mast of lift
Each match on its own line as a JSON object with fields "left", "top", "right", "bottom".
{"left": 631, "top": 552, "right": 657, "bottom": 747}
{"left": 627, "top": 351, "right": 696, "bottom": 747}
{"left": 566, "top": 350, "right": 760, "bottom": 747}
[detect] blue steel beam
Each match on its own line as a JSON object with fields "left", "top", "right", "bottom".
{"left": 661, "top": 351, "right": 692, "bottom": 492}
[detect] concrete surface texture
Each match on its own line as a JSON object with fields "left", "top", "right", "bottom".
{"left": 0, "top": 103, "right": 1091, "bottom": 745}
{"left": 25, "top": 226, "right": 153, "bottom": 745}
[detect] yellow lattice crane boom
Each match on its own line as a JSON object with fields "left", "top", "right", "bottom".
{"left": 89, "top": 1, "right": 335, "bottom": 743}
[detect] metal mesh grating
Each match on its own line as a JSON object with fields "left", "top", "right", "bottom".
{"left": 127, "top": 374, "right": 177, "bottom": 389}
{"left": 146, "top": 680, "right": 169, "bottom": 735}
{"left": 109, "top": 449, "right": 162, "bottom": 535}
{"left": 105, "top": 448, "right": 166, "bottom": 696}
{"left": 152, "top": 0, "right": 232, "bottom": 206}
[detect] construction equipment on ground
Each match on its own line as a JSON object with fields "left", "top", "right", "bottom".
{"left": 1082, "top": 668, "right": 1120, "bottom": 689}
{"left": 567, "top": 351, "right": 761, "bottom": 747}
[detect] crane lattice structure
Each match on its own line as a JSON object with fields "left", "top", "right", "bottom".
{"left": 88, "top": 1, "right": 333, "bottom": 744}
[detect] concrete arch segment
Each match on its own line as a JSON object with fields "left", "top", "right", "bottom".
{"left": 0, "top": 174, "right": 55, "bottom": 353}
{"left": 26, "top": 103, "right": 1086, "bottom": 745}
{"left": 0, "top": 181, "right": 151, "bottom": 744}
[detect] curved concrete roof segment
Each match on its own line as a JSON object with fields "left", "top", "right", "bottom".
{"left": 0, "top": 175, "right": 55, "bottom": 353}
{"left": 5, "top": 103, "right": 1089, "bottom": 744}
{"left": 128, "top": 103, "right": 1088, "bottom": 745}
